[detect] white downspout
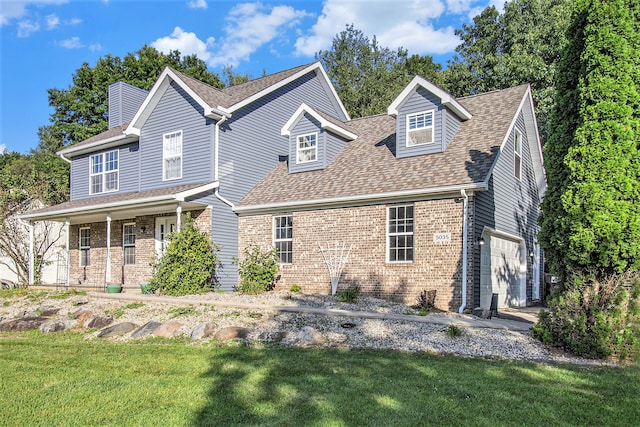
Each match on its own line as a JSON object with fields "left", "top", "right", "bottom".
{"left": 105, "top": 215, "right": 111, "bottom": 284}
{"left": 214, "top": 116, "right": 235, "bottom": 209}
{"left": 459, "top": 189, "right": 469, "bottom": 314}
{"left": 176, "top": 204, "right": 182, "bottom": 232}
{"left": 58, "top": 153, "right": 71, "bottom": 164}
{"left": 65, "top": 220, "right": 70, "bottom": 287}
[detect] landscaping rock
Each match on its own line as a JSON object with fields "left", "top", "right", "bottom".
{"left": 258, "top": 331, "right": 287, "bottom": 342}
{"left": 97, "top": 322, "right": 138, "bottom": 338}
{"left": 40, "top": 318, "right": 76, "bottom": 333}
{"left": 190, "top": 321, "right": 217, "bottom": 340}
{"left": 154, "top": 321, "right": 183, "bottom": 338}
{"left": 38, "top": 306, "right": 62, "bottom": 317}
{"left": 472, "top": 308, "right": 492, "bottom": 319}
{"left": 73, "top": 310, "right": 93, "bottom": 323}
{"left": 0, "top": 317, "right": 49, "bottom": 332}
{"left": 298, "top": 326, "right": 325, "bottom": 345}
{"left": 131, "top": 321, "right": 162, "bottom": 338}
{"left": 84, "top": 315, "right": 114, "bottom": 329}
{"left": 214, "top": 326, "right": 249, "bottom": 341}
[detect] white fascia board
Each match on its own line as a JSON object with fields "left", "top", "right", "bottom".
{"left": 388, "top": 76, "right": 472, "bottom": 121}
{"left": 480, "top": 226, "right": 525, "bottom": 243}
{"left": 57, "top": 133, "right": 138, "bottom": 157}
{"left": 222, "top": 62, "right": 351, "bottom": 121}
{"left": 175, "top": 181, "right": 219, "bottom": 201}
{"left": 281, "top": 103, "right": 356, "bottom": 140}
{"left": 125, "top": 67, "right": 216, "bottom": 134}
{"left": 235, "top": 183, "right": 486, "bottom": 215}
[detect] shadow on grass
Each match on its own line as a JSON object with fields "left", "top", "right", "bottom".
{"left": 191, "top": 346, "right": 640, "bottom": 426}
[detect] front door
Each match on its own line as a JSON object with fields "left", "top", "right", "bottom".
{"left": 155, "top": 217, "right": 176, "bottom": 257}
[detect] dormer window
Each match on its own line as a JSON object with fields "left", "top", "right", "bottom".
{"left": 406, "top": 110, "right": 434, "bottom": 146}
{"left": 296, "top": 133, "right": 317, "bottom": 163}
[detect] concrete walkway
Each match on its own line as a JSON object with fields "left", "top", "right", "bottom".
{"left": 89, "top": 292, "right": 537, "bottom": 332}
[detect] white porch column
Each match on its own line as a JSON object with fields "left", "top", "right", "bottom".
{"left": 176, "top": 204, "right": 182, "bottom": 232}
{"left": 27, "top": 221, "right": 34, "bottom": 286}
{"left": 105, "top": 215, "right": 112, "bottom": 283}
{"left": 65, "top": 220, "right": 70, "bottom": 287}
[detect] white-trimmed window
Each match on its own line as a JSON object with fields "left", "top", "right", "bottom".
{"left": 388, "top": 205, "right": 414, "bottom": 262}
{"left": 296, "top": 133, "right": 317, "bottom": 163}
{"left": 273, "top": 215, "right": 293, "bottom": 264}
{"left": 90, "top": 150, "right": 118, "bottom": 194}
{"left": 163, "top": 130, "right": 183, "bottom": 180}
{"left": 123, "top": 223, "right": 136, "bottom": 265}
{"left": 406, "top": 110, "right": 434, "bottom": 146}
{"left": 514, "top": 129, "right": 522, "bottom": 180}
{"left": 79, "top": 227, "right": 90, "bottom": 267}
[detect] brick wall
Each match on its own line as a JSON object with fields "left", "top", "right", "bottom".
{"left": 239, "top": 198, "right": 474, "bottom": 311}
{"left": 67, "top": 208, "right": 210, "bottom": 292}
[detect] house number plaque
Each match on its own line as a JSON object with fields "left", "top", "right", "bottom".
{"left": 433, "top": 233, "right": 451, "bottom": 243}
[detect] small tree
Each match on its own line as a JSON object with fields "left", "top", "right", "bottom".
{"left": 148, "top": 214, "right": 220, "bottom": 296}
{"left": 234, "top": 244, "right": 279, "bottom": 295}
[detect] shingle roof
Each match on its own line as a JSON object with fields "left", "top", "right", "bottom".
{"left": 238, "top": 84, "right": 529, "bottom": 209}
{"left": 60, "top": 123, "right": 131, "bottom": 152}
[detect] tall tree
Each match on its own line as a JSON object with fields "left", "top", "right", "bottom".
{"left": 539, "top": 0, "right": 640, "bottom": 278}
{"left": 317, "top": 24, "right": 418, "bottom": 118}
{"left": 445, "top": 0, "right": 573, "bottom": 141}
{"left": 38, "top": 45, "right": 224, "bottom": 154}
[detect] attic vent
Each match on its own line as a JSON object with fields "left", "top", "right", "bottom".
{"left": 406, "top": 110, "right": 434, "bottom": 147}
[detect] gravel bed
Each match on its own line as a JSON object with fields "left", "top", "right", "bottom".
{"left": 0, "top": 290, "right": 615, "bottom": 366}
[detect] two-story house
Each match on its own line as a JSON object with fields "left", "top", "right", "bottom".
{"left": 21, "top": 62, "right": 349, "bottom": 292}
{"left": 235, "top": 76, "right": 545, "bottom": 312}
{"left": 22, "top": 63, "right": 545, "bottom": 312}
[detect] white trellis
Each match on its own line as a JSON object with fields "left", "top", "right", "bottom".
{"left": 318, "top": 241, "right": 352, "bottom": 296}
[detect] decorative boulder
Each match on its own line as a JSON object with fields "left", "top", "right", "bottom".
{"left": 214, "top": 326, "right": 250, "bottom": 341}
{"left": 37, "top": 306, "right": 62, "bottom": 317}
{"left": 154, "top": 321, "right": 184, "bottom": 338}
{"left": 298, "top": 326, "right": 325, "bottom": 345}
{"left": 97, "top": 322, "right": 138, "bottom": 338}
{"left": 40, "top": 318, "right": 76, "bottom": 333}
{"left": 190, "top": 321, "right": 217, "bottom": 340}
{"left": 0, "top": 317, "right": 48, "bottom": 332}
{"left": 84, "top": 315, "right": 114, "bottom": 329}
{"left": 472, "top": 307, "right": 492, "bottom": 319}
{"left": 131, "top": 321, "right": 162, "bottom": 339}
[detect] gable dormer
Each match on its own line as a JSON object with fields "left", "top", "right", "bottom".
{"left": 388, "top": 76, "right": 472, "bottom": 159}
{"left": 108, "top": 82, "right": 149, "bottom": 129}
{"left": 281, "top": 103, "right": 356, "bottom": 173}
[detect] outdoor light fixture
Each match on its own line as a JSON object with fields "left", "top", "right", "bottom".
{"left": 140, "top": 226, "right": 146, "bottom": 234}
{"left": 477, "top": 237, "right": 485, "bottom": 246}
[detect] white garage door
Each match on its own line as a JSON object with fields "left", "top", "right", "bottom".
{"left": 480, "top": 234, "right": 525, "bottom": 309}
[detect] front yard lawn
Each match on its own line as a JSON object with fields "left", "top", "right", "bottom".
{"left": 1, "top": 332, "right": 638, "bottom": 426}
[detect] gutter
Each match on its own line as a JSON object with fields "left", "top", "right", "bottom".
{"left": 58, "top": 153, "right": 71, "bottom": 164}
{"left": 459, "top": 189, "right": 469, "bottom": 314}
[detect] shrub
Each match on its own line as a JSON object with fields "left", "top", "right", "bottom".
{"left": 290, "top": 284, "right": 302, "bottom": 293}
{"left": 148, "top": 214, "right": 220, "bottom": 296}
{"left": 413, "top": 289, "right": 437, "bottom": 311}
{"left": 446, "top": 324, "right": 463, "bottom": 338}
{"left": 234, "top": 244, "right": 279, "bottom": 295}
{"left": 337, "top": 285, "right": 360, "bottom": 303}
{"left": 532, "top": 271, "right": 640, "bottom": 360}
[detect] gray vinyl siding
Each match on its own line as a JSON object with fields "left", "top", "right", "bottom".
{"left": 139, "top": 81, "right": 214, "bottom": 191}
{"left": 325, "top": 130, "right": 348, "bottom": 167}
{"left": 108, "top": 82, "right": 148, "bottom": 129}
{"left": 289, "top": 114, "right": 325, "bottom": 173}
{"left": 214, "top": 71, "right": 343, "bottom": 289}
{"left": 69, "top": 142, "right": 139, "bottom": 201}
{"left": 395, "top": 87, "right": 445, "bottom": 158}
{"left": 444, "top": 110, "right": 462, "bottom": 149}
{"left": 472, "top": 112, "right": 541, "bottom": 307}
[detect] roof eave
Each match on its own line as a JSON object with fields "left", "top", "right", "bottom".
{"left": 57, "top": 133, "right": 139, "bottom": 157}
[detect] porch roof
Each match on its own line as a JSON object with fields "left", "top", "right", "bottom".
{"left": 20, "top": 181, "right": 218, "bottom": 224}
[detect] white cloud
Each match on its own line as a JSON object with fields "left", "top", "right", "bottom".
{"left": 59, "top": 36, "right": 83, "bottom": 48}
{"left": 0, "top": 0, "right": 67, "bottom": 26}
{"left": 17, "top": 20, "right": 40, "bottom": 37}
{"left": 295, "top": 0, "right": 462, "bottom": 57}
{"left": 151, "top": 26, "right": 214, "bottom": 62}
{"left": 45, "top": 13, "right": 59, "bottom": 29}
{"left": 208, "top": 3, "right": 311, "bottom": 67}
{"left": 89, "top": 43, "right": 103, "bottom": 52}
{"left": 446, "top": 0, "right": 473, "bottom": 14}
{"left": 0, "top": 144, "right": 7, "bottom": 154}
{"left": 187, "top": 0, "right": 207, "bottom": 9}
{"left": 69, "top": 17, "right": 81, "bottom": 25}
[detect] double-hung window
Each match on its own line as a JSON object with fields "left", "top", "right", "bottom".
{"left": 79, "top": 227, "right": 90, "bottom": 266}
{"left": 123, "top": 223, "right": 135, "bottom": 265}
{"left": 514, "top": 129, "right": 522, "bottom": 180}
{"left": 406, "top": 110, "right": 434, "bottom": 146}
{"left": 273, "top": 215, "right": 293, "bottom": 264}
{"left": 90, "top": 150, "right": 118, "bottom": 194}
{"left": 388, "top": 205, "right": 414, "bottom": 262}
{"left": 163, "top": 130, "right": 183, "bottom": 180}
{"left": 296, "top": 133, "right": 317, "bottom": 163}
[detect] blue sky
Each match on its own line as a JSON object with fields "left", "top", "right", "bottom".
{"left": 0, "top": 0, "right": 500, "bottom": 154}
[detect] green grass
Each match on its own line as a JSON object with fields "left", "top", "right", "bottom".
{"left": 1, "top": 332, "right": 639, "bottom": 426}
{"left": 106, "top": 302, "right": 145, "bottom": 319}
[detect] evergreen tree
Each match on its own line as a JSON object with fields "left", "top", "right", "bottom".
{"left": 539, "top": 0, "right": 640, "bottom": 279}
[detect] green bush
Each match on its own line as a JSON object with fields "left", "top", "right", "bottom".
{"left": 234, "top": 244, "right": 279, "bottom": 295}
{"left": 532, "top": 271, "right": 640, "bottom": 360}
{"left": 337, "top": 285, "right": 360, "bottom": 303}
{"left": 446, "top": 324, "right": 463, "bottom": 338}
{"left": 148, "top": 214, "right": 220, "bottom": 296}
{"left": 290, "top": 285, "right": 302, "bottom": 293}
